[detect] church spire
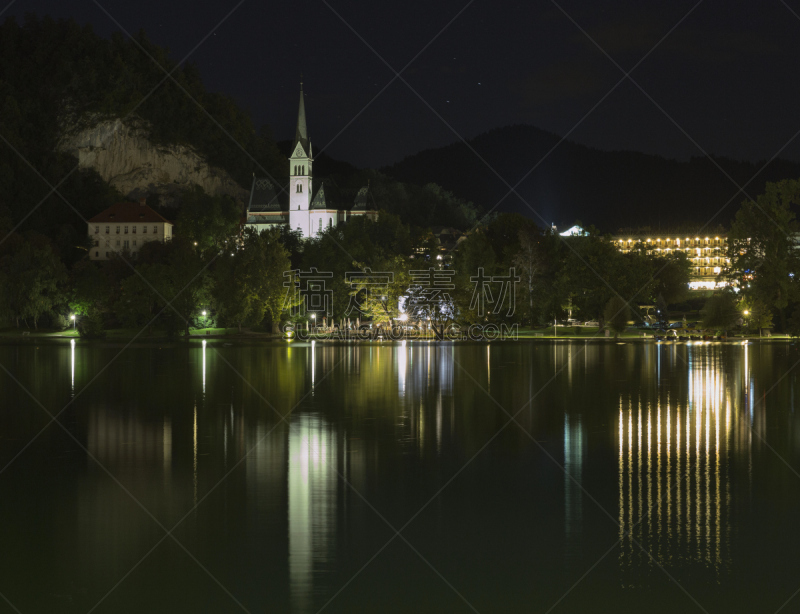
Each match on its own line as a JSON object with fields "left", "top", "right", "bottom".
{"left": 294, "top": 80, "right": 308, "bottom": 152}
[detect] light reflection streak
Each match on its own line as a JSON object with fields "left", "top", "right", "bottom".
{"left": 202, "top": 339, "right": 206, "bottom": 395}
{"left": 288, "top": 414, "right": 336, "bottom": 613}
{"left": 398, "top": 341, "right": 407, "bottom": 396}
{"left": 311, "top": 340, "right": 316, "bottom": 389}
{"left": 193, "top": 405, "right": 197, "bottom": 506}
{"left": 69, "top": 338, "right": 75, "bottom": 395}
{"left": 618, "top": 346, "right": 735, "bottom": 577}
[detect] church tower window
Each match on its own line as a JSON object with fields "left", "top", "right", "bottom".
{"left": 296, "top": 182, "right": 302, "bottom": 193}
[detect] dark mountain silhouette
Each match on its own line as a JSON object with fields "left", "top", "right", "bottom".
{"left": 382, "top": 125, "right": 800, "bottom": 233}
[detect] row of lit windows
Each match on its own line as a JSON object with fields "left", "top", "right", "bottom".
{"left": 616, "top": 237, "right": 726, "bottom": 248}
{"left": 633, "top": 247, "right": 724, "bottom": 253}
{"left": 95, "top": 225, "right": 159, "bottom": 235}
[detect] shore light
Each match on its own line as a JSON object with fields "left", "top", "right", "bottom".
{"left": 70, "top": 314, "right": 76, "bottom": 330}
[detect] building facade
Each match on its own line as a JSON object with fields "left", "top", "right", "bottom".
{"left": 87, "top": 199, "right": 173, "bottom": 260}
{"left": 611, "top": 233, "right": 729, "bottom": 289}
{"left": 245, "top": 84, "right": 377, "bottom": 239}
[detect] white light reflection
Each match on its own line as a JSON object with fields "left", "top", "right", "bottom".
{"left": 289, "top": 414, "right": 336, "bottom": 613}
{"left": 564, "top": 412, "right": 584, "bottom": 560}
{"left": 398, "top": 340, "right": 407, "bottom": 396}
{"left": 193, "top": 405, "right": 198, "bottom": 506}
{"left": 70, "top": 339, "right": 75, "bottom": 394}
{"left": 201, "top": 339, "right": 206, "bottom": 395}
{"left": 311, "top": 340, "right": 316, "bottom": 389}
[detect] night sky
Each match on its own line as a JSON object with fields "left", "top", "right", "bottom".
{"left": 6, "top": 0, "right": 800, "bottom": 169}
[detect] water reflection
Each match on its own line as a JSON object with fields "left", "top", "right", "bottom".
{"left": 564, "top": 412, "right": 584, "bottom": 559}
{"left": 288, "top": 414, "right": 337, "bottom": 612}
{"left": 35, "top": 339, "right": 797, "bottom": 611}
{"left": 617, "top": 346, "right": 738, "bottom": 578}
{"left": 70, "top": 339, "right": 75, "bottom": 395}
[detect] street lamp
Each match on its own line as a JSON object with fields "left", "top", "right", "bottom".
{"left": 70, "top": 314, "right": 76, "bottom": 331}
{"left": 743, "top": 310, "right": 749, "bottom": 316}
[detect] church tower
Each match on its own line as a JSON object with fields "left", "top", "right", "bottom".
{"left": 289, "top": 82, "right": 312, "bottom": 237}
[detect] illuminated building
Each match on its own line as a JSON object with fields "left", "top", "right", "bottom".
{"left": 87, "top": 198, "right": 173, "bottom": 261}
{"left": 611, "top": 234, "right": 730, "bottom": 290}
{"left": 245, "top": 83, "right": 378, "bottom": 239}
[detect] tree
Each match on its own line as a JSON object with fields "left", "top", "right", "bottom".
{"left": 69, "top": 260, "right": 111, "bottom": 338}
{"left": 727, "top": 178, "right": 800, "bottom": 331}
{"left": 212, "top": 228, "right": 292, "bottom": 332}
{"left": 115, "top": 239, "right": 210, "bottom": 336}
{"left": 701, "top": 292, "right": 739, "bottom": 334}
{"left": 651, "top": 253, "right": 691, "bottom": 305}
{"left": 176, "top": 186, "right": 242, "bottom": 255}
{"left": 738, "top": 295, "right": 773, "bottom": 333}
{"left": 654, "top": 294, "right": 669, "bottom": 329}
{"left": 0, "top": 235, "right": 67, "bottom": 328}
{"left": 604, "top": 296, "right": 629, "bottom": 338}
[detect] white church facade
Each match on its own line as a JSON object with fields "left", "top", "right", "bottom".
{"left": 245, "top": 85, "right": 377, "bottom": 238}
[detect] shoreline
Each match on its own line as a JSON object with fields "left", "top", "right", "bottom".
{"left": 0, "top": 328, "right": 792, "bottom": 346}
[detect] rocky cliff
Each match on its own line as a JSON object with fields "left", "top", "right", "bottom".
{"left": 59, "top": 117, "right": 249, "bottom": 206}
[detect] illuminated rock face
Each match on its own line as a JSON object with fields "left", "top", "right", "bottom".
{"left": 59, "top": 117, "right": 248, "bottom": 206}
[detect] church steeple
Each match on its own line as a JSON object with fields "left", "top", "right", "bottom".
{"left": 294, "top": 81, "right": 308, "bottom": 153}
{"left": 289, "top": 80, "right": 312, "bottom": 237}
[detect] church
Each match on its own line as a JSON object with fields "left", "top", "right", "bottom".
{"left": 245, "top": 84, "right": 378, "bottom": 238}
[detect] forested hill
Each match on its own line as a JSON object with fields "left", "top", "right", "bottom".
{"left": 0, "top": 15, "right": 285, "bottom": 234}
{"left": 0, "top": 15, "right": 479, "bottom": 239}
{"left": 382, "top": 125, "right": 800, "bottom": 232}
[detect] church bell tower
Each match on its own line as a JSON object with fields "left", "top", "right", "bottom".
{"left": 289, "top": 82, "right": 312, "bottom": 237}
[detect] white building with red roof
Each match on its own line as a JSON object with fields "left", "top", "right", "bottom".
{"left": 87, "top": 198, "right": 173, "bottom": 260}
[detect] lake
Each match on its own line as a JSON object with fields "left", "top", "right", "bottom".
{"left": 1, "top": 339, "right": 800, "bottom": 613}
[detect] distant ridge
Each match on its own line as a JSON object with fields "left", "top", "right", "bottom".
{"left": 382, "top": 125, "right": 800, "bottom": 232}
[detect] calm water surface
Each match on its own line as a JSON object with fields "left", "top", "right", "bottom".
{"left": 2, "top": 340, "right": 800, "bottom": 613}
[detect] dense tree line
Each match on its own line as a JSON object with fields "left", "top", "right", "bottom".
{"left": 0, "top": 193, "right": 693, "bottom": 336}
{"left": 723, "top": 178, "right": 800, "bottom": 334}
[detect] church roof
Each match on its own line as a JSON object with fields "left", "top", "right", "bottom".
{"left": 247, "top": 176, "right": 281, "bottom": 212}
{"left": 352, "top": 184, "right": 373, "bottom": 211}
{"left": 310, "top": 183, "right": 328, "bottom": 210}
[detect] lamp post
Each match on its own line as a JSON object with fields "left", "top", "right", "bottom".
{"left": 311, "top": 312, "right": 316, "bottom": 332}
{"left": 70, "top": 314, "right": 76, "bottom": 331}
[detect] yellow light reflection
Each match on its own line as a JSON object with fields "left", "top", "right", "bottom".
{"left": 618, "top": 346, "right": 734, "bottom": 578}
